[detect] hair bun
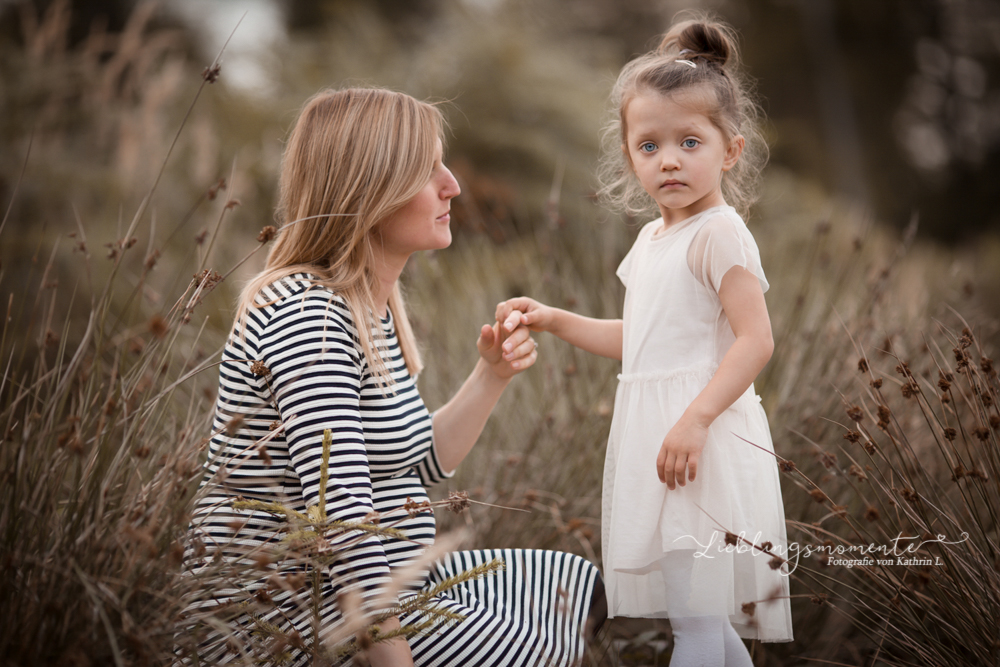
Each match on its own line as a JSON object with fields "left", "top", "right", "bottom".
{"left": 657, "top": 19, "right": 737, "bottom": 68}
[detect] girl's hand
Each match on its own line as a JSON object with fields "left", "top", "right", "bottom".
{"left": 476, "top": 316, "right": 538, "bottom": 380}
{"left": 496, "top": 297, "right": 556, "bottom": 334}
{"left": 657, "top": 415, "right": 708, "bottom": 490}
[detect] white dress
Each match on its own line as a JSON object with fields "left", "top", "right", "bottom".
{"left": 604, "top": 205, "right": 793, "bottom": 642}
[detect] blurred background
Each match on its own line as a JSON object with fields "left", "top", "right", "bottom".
{"left": 2, "top": 0, "right": 999, "bottom": 245}
{"left": 2, "top": 0, "right": 1000, "bottom": 664}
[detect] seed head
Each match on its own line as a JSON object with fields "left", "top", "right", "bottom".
{"left": 741, "top": 601, "right": 756, "bottom": 617}
{"left": 148, "top": 315, "right": 169, "bottom": 339}
{"left": 858, "top": 358, "right": 869, "bottom": 373}
{"left": 864, "top": 506, "right": 880, "bottom": 522}
{"left": 403, "top": 496, "right": 431, "bottom": 518}
{"left": 202, "top": 63, "right": 221, "bottom": 83}
{"left": 938, "top": 371, "right": 953, "bottom": 392}
{"left": 871, "top": 378, "right": 883, "bottom": 389}
{"left": 225, "top": 414, "right": 245, "bottom": 436}
{"left": 446, "top": 490, "right": 471, "bottom": 514}
{"left": 973, "top": 426, "right": 990, "bottom": 442}
{"left": 250, "top": 360, "right": 270, "bottom": 376}
{"left": 257, "top": 225, "right": 277, "bottom": 243}
{"left": 257, "top": 444, "right": 272, "bottom": 465}
{"left": 768, "top": 556, "right": 784, "bottom": 571}
{"left": 848, "top": 464, "right": 867, "bottom": 481}
{"left": 819, "top": 451, "right": 836, "bottom": 469}
{"left": 846, "top": 405, "right": 864, "bottom": 422}
{"left": 778, "top": 459, "right": 796, "bottom": 473}
{"left": 724, "top": 532, "right": 739, "bottom": 547}
{"left": 207, "top": 178, "right": 226, "bottom": 200}
{"left": 843, "top": 430, "right": 861, "bottom": 443}
{"left": 809, "top": 488, "right": 826, "bottom": 503}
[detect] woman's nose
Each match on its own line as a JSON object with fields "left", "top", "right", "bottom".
{"left": 441, "top": 165, "right": 461, "bottom": 199}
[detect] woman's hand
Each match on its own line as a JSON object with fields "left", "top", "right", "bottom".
{"left": 476, "top": 316, "right": 538, "bottom": 380}
{"left": 496, "top": 297, "right": 556, "bottom": 334}
{"left": 656, "top": 415, "right": 708, "bottom": 490}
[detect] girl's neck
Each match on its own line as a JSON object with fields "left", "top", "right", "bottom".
{"left": 658, "top": 191, "right": 728, "bottom": 229}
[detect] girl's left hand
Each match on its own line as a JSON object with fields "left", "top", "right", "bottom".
{"left": 657, "top": 416, "right": 708, "bottom": 490}
{"left": 476, "top": 313, "right": 539, "bottom": 379}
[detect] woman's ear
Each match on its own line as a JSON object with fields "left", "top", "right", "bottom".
{"left": 722, "top": 135, "right": 745, "bottom": 172}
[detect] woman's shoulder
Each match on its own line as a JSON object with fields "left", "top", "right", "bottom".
{"left": 249, "top": 273, "right": 356, "bottom": 333}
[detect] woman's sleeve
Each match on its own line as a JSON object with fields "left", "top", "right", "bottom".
{"left": 258, "top": 295, "right": 392, "bottom": 612}
{"left": 688, "top": 214, "right": 769, "bottom": 295}
{"left": 414, "top": 421, "right": 455, "bottom": 486}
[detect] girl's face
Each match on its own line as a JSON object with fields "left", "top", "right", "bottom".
{"left": 376, "top": 138, "right": 461, "bottom": 262}
{"left": 623, "top": 89, "right": 743, "bottom": 226}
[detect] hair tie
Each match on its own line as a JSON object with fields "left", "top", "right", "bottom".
{"left": 676, "top": 59, "right": 697, "bottom": 68}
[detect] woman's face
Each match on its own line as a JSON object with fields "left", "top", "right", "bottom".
{"left": 376, "top": 138, "right": 461, "bottom": 261}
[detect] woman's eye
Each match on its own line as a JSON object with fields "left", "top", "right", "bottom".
{"left": 682, "top": 138, "right": 699, "bottom": 149}
{"left": 639, "top": 142, "right": 656, "bottom": 153}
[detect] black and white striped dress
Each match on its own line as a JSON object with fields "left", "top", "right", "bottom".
{"left": 181, "top": 274, "right": 599, "bottom": 666}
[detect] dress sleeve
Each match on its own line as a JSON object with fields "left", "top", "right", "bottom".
{"left": 616, "top": 221, "right": 655, "bottom": 288}
{"left": 687, "top": 214, "right": 769, "bottom": 295}
{"left": 414, "top": 420, "right": 455, "bottom": 485}
{"left": 258, "top": 293, "right": 392, "bottom": 612}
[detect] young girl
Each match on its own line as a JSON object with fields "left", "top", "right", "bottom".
{"left": 498, "top": 18, "right": 793, "bottom": 663}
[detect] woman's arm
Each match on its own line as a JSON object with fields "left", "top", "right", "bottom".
{"left": 431, "top": 321, "right": 538, "bottom": 473}
{"left": 496, "top": 297, "right": 623, "bottom": 361}
{"left": 656, "top": 266, "right": 773, "bottom": 489}
{"left": 366, "top": 617, "right": 414, "bottom": 666}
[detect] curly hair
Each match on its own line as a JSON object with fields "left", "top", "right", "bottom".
{"left": 597, "top": 17, "right": 768, "bottom": 219}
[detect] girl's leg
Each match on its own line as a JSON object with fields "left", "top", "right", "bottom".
{"left": 660, "top": 552, "right": 753, "bottom": 667}
{"left": 667, "top": 616, "right": 753, "bottom": 667}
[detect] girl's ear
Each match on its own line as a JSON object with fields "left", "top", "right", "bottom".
{"left": 621, "top": 143, "right": 636, "bottom": 171}
{"left": 722, "top": 135, "right": 745, "bottom": 172}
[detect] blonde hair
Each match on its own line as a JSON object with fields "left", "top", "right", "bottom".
{"left": 598, "top": 17, "right": 767, "bottom": 218}
{"left": 236, "top": 87, "right": 443, "bottom": 382}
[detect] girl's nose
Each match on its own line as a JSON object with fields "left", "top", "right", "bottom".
{"left": 660, "top": 151, "right": 680, "bottom": 171}
{"left": 440, "top": 165, "right": 461, "bottom": 199}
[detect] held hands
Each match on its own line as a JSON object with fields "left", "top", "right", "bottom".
{"left": 657, "top": 415, "right": 709, "bottom": 490}
{"left": 476, "top": 311, "right": 538, "bottom": 380}
{"left": 495, "top": 297, "right": 556, "bottom": 335}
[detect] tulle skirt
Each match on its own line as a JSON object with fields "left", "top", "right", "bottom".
{"left": 602, "top": 364, "right": 793, "bottom": 642}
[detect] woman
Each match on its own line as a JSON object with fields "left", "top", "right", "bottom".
{"left": 180, "top": 87, "right": 604, "bottom": 666}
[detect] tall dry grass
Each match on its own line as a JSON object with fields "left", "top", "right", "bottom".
{"left": 3, "top": 2, "right": 1000, "bottom": 666}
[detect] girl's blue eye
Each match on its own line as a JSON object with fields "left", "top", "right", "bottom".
{"left": 682, "top": 138, "right": 699, "bottom": 149}
{"left": 639, "top": 142, "right": 656, "bottom": 153}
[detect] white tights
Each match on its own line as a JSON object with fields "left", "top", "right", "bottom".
{"left": 668, "top": 615, "right": 753, "bottom": 667}
{"left": 659, "top": 551, "right": 754, "bottom": 667}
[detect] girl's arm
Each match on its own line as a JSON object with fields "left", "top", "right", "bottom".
{"left": 657, "top": 266, "right": 773, "bottom": 490}
{"left": 496, "top": 297, "right": 623, "bottom": 361}
{"left": 431, "top": 321, "right": 538, "bottom": 473}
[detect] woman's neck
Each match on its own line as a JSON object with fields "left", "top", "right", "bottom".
{"left": 371, "top": 248, "right": 409, "bottom": 317}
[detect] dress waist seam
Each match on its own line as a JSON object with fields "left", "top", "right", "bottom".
{"left": 618, "top": 364, "right": 718, "bottom": 384}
